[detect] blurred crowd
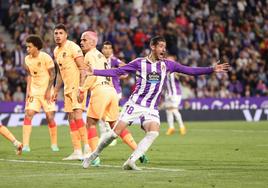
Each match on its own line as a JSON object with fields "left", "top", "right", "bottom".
{"left": 0, "top": 0, "right": 267, "bottom": 102}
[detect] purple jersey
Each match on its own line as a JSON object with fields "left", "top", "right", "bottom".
{"left": 166, "top": 73, "right": 181, "bottom": 96}
{"left": 93, "top": 57, "right": 213, "bottom": 109}
{"left": 109, "top": 56, "right": 122, "bottom": 94}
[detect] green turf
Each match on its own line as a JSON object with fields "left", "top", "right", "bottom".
{"left": 1, "top": 121, "right": 268, "bottom": 188}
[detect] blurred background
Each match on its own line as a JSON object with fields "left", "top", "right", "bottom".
{"left": 0, "top": 0, "right": 267, "bottom": 123}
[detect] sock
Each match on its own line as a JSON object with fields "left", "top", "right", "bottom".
{"left": 48, "top": 121, "right": 57, "bottom": 146}
{"left": 166, "top": 110, "right": 174, "bottom": 129}
{"left": 69, "top": 121, "right": 81, "bottom": 150}
{"left": 13, "top": 140, "right": 21, "bottom": 148}
{"left": 23, "top": 117, "right": 32, "bottom": 147}
{"left": 75, "top": 119, "right": 88, "bottom": 146}
{"left": 87, "top": 126, "right": 99, "bottom": 151}
{"left": 95, "top": 130, "right": 118, "bottom": 155}
{"left": 120, "top": 129, "right": 137, "bottom": 150}
{"left": 173, "top": 110, "right": 184, "bottom": 128}
{"left": 0, "top": 125, "right": 16, "bottom": 142}
{"left": 99, "top": 120, "right": 111, "bottom": 135}
{"left": 129, "top": 131, "right": 159, "bottom": 162}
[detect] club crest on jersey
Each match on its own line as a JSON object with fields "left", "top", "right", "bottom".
{"left": 161, "top": 64, "right": 166, "bottom": 71}
{"left": 62, "top": 52, "right": 66, "bottom": 58}
{"left": 147, "top": 71, "right": 161, "bottom": 84}
{"left": 37, "top": 62, "right": 41, "bottom": 67}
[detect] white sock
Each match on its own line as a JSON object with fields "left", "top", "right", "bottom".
{"left": 74, "top": 149, "right": 82, "bottom": 155}
{"left": 95, "top": 130, "right": 118, "bottom": 155}
{"left": 13, "top": 140, "right": 20, "bottom": 147}
{"left": 83, "top": 144, "right": 91, "bottom": 154}
{"left": 98, "top": 120, "right": 112, "bottom": 135}
{"left": 173, "top": 110, "right": 184, "bottom": 128}
{"left": 129, "top": 131, "right": 159, "bottom": 162}
{"left": 166, "top": 110, "right": 174, "bottom": 129}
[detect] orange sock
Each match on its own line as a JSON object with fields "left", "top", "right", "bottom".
{"left": 87, "top": 126, "right": 99, "bottom": 151}
{"left": 70, "top": 121, "right": 81, "bottom": 150}
{"left": 120, "top": 129, "right": 137, "bottom": 151}
{"left": 48, "top": 121, "right": 57, "bottom": 146}
{"left": 0, "top": 125, "right": 16, "bottom": 143}
{"left": 76, "top": 119, "right": 88, "bottom": 146}
{"left": 23, "top": 118, "right": 32, "bottom": 147}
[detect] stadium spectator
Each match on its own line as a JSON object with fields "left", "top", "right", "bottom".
{"left": 12, "top": 86, "right": 24, "bottom": 102}
{"left": 0, "top": 0, "right": 267, "bottom": 102}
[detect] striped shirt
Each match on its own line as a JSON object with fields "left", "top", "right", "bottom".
{"left": 93, "top": 57, "right": 213, "bottom": 109}
{"left": 165, "top": 73, "right": 181, "bottom": 97}
{"left": 109, "top": 56, "right": 122, "bottom": 94}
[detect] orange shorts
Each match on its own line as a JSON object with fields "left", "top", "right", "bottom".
{"left": 25, "top": 95, "right": 56, "bottom": 112}
{"left": 87, "top": 86, "right": 119, "bottom": 122}
{"left": 64, "top": 89, "right": 87, "bottom": 112}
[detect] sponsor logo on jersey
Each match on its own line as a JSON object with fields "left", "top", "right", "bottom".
{"left": 147, "top": 71, "right": 161, "bottom": 83}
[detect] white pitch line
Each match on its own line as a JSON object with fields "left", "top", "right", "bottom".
{"left": 0, "top": 158, "right": 184, "bottom": 172}
{"left": 192, "top": 129, "right": 268, "bottom": 133}
{"left": 0, "top": 171, "right": 129, "bottom": 178}
{"left": 256, "top": 145, "right": 268, "bottom": 147}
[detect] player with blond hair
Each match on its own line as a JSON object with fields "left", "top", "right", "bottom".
{"left": 78, "top": 31, "right": 147, "bottom": 166}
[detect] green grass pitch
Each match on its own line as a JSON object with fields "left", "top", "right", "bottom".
{"left": 0, "top": 121, "right": 268, "bottom": 188}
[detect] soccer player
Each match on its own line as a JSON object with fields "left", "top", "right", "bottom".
{"left": 82, "top": 36, "right": 229, "bottom": 170}
{"left": 0, "top": 124, "right": 23, "bottom": 155}
{"left": 164, "top": 54, "right": 186, "bottom": 136}
{"left": 22, "top": 35, "right": 59, "bottom": 152}
{"left": 99, "top": 41, "right": 127, "bottom": 146}
{"left": 78, "top": 31, "right": 147, "bottom": 165}
{"left": 53, "top": 24, "right": 89, "bottom": 160}
{"left": 101, "top": 41, "right": 127, "bottom": 98}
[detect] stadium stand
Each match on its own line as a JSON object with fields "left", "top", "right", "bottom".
{"left": 0, "top": 0, "right": 267, "bottom": 103}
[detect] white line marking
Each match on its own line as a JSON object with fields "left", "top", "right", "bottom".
{"left": 0, "top": 158, "right": 184, "bottom": 172}
{"left": 256, "top": 145, "right": 268, "bottom": 147}
{"left": 192, "top": 129, "right": 268, "bottom": 133}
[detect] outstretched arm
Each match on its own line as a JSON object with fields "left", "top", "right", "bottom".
{"left": 172, "top": 61, "right": 229, "bottom": 75}
{"left": 90, "top": 61, "right": 138, "bottom": 77}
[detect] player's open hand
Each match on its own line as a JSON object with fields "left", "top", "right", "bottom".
{"left": 213, "top": 60, "right": 230, "bottom": 73}
{"left": 51, "top": 91, "right": 58, "bottom": 102}
{"left": 77, "top": 88, "right": 85, "bottom": 103}
{"left": 86, "top": 64, "right": 93, "bottom": 76}
{"left": 45, "top": 90, "right": 51, "bottom": 104}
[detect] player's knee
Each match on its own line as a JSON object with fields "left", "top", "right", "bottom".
{"left": 47, "top": 117, "right": 54, "bottom": 124}
{"left": 87, "top": 117, "right": 98, "bottom": 126}
{"left": 67, "top": 112, "right": 75, "bottom": 122}
{"left": 25, "top": 113, "right": 34, "bottom": 120}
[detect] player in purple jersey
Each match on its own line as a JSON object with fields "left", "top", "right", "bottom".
{"left": 82, "top": 36, "right": 229, "bottom": 170}
{"left": 101, "top": 41, "right": 127, "bottom": 98}
{"left": 163, "top": 54, "right": 186, "bottom": 136}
